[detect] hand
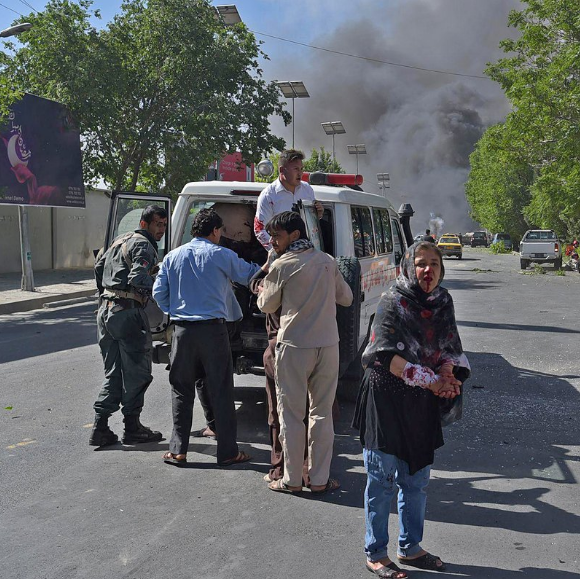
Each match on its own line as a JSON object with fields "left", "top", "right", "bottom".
{"left": 430, "top": 374, "right": 461, "bottom": 398}
{"left": 314, "top": 201, "right": 324, "bottom": 219}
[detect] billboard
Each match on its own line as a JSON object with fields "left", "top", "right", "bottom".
{"left": 0, "top": 93, "right": 85, "bottom": 207}
{"left": 207, "top": 152, "right": 255, "bottom": 182}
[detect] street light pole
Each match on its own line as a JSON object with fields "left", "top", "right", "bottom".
{"left": 275, "top": 81, "right": 310, "bottom": 148}
{"left": 347, "top": 144, "right": 367, "bottom": 176}
{"left": 377, "top": 172, "right": 390, "bottom": 196}
{"left": 321, "top": 121, "right": 346, "bottom": 163}
{"left": 2, "top": 22, "right": 35, "bottom": 291}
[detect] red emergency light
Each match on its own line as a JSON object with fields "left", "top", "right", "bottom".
{"left": 302, "top": 172, "right": 363, "bottom": 186}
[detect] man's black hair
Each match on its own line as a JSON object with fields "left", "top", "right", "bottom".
{"left": 425, "top": 228, "right": 431, "bottom": 235}
{"left": 141, "top": 205, "right": 168, "bottom": 224}
{"left": 265, "top": 211, "right": 307, "bottom": 240}
{"left": 191, "top": 208, "right": 223, "bottom": 238}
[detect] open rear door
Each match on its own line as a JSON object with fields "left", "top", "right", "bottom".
{"left": 103, "top": 191, "right": 172, "bottom": 335}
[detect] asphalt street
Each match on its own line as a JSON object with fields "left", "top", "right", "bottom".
{"left": 1, "top": 248, "right": 579, "bottom": 579}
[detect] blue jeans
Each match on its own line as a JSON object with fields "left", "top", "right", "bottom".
{"left": 363, "top": 449, "right": 431, "bottom": 562}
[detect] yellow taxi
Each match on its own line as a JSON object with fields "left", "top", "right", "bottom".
{"left": 437, "top": 234, "right": 463, "bottom": 259}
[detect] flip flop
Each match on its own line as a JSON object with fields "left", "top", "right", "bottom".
{"left": 162, "top": 452, "right": 187, "bottom": 466}
{"left": 191, "top": 428, "right": 216, "bottom": 440}
{"left": 365, "top": 561, "right": 407, "bottom": 578}
{"left": 310, "top": 478, "right": 340, "bottom": 495}
{"left": 397, "top": 552, "right": 446, "bottom": 572}
{"left": 268, "top": 479, "right": 302, "bottom": 494}
{"left": 217, "top": 450, "right": 252, "bottom": 467}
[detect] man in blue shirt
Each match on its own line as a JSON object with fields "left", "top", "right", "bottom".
{"left": 153, "top": 208, "right": 264, "bottom": 466}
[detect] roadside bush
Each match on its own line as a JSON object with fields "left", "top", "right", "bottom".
{"left": 533, "top": 264, "right": 546, "bottom": 275}
{"left": 490, "top": 241, "right": 510, "bottom": 254}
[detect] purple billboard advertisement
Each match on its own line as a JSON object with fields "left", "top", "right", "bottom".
{"left": 0, "top": 93, "right": 85, "bottom": 207}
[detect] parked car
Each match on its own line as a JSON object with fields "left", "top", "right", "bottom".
{"left": 437, "top": 234, "right": 462, "bottom": 259}
{"left": 102, "top": 172, "right": 414, "bottom": 400}
{"left": 471, "top": 231, "right": 488, "bottom": 247}
{"left": 519, "top": 229, "right": 561, "bottom": 269}
{"left": 491, "top": 232, "right": 513, "bottom": 251}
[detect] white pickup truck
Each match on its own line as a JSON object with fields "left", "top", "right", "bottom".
{"left": 519, "top": 229, "right": 561, "bottom": 270}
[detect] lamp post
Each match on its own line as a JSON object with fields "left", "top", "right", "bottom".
{"left": 1, "top": 22, "right": 35, "bottom": 291}
{"left": 377, "top": 172, "right": 390, "bottom": 196}
{"left": 0, "top": 23, "right": 33, "bottom": 38}
{"left": 347, "top": 144, "right": 367, "bottom": 176}
{"left": 212, "top": 6, "right": 241, "bottom": 179}
{"left": 321, "top": 121, "right": 346, "bottom": 163}
{"left": 213, "top": 5, "right": 242, "bottom": 25}
{"left": 275, "top": 81, "right": 310, "bottom": 148}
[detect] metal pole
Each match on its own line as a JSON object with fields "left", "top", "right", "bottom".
{"left": 332, "top": 133, "right": 335, "bottom": 162}
{"left": 356, "top": 152, "right": 359, "bottom": 176}
{"left": 292, "top": 98, "right": 295, "bottom": 148}
{"left": 18, "top": 205, "right": 35, "bottom": 291}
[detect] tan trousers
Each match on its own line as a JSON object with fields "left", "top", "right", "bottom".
{"left": 274, "top": 342, "right": 339, "bottom": 487}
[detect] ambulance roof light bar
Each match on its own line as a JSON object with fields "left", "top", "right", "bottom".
{"left": 302, "top": 172, "right": 363, "bottom": 186}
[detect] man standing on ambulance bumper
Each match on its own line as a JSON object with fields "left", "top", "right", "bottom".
{"left": 90, "top": 205, "right": 168, "bottom": 447}
{"left": 254, "top": 148, "right": 323, "bottom": 250}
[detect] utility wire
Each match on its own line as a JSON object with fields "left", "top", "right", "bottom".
{"left": 17, "top": 0, "right": 38, "bottom": 14}
{"left": 253, "top": 30, "right": 489, "bottom": 80}
{"left": 0, "top": 2, "right": 25, "bottom": 17}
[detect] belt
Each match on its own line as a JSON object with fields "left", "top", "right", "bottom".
{"left": 175, "top": 318, "right": 225, "bottom": 325}
{"left": 103, "top": 288, "right": 148, "bottom": 306}
{"left": 104, "top": 297, "right": 142, "bottom": 309}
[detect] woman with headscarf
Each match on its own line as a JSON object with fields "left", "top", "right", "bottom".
{"left": 353, "top": 242, "right": 470, "bottom": 578}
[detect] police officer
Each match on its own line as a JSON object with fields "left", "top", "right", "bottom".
{"left": 90, "top": 205, "right": 168, "bottom": 447}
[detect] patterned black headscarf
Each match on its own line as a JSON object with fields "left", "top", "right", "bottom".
{"left": 362, "top": 242, "right": 469, "bottom": 374}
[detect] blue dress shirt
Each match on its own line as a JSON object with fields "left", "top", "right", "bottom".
{"left": 153, "top": 237, "right": 261, "bottom": 321}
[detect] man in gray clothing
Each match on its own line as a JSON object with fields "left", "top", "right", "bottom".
{"left": 91, "top": 205, "right": 168, "bottom": 447}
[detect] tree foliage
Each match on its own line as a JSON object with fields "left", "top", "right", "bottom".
{"left": 303, "top": 147, "right": 344, "bottom": 174}
{"left": 0, "top": 0, "right": 289, "bottom": 194}
{"left": 465, "top": 124, "right": 532, "bottom": 240}
{"left": 467, "top": 0, "right": 580, "bottom": 239}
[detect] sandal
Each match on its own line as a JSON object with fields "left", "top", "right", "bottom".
{"left": 162, "top": 452, "right": 187, "bottom": 466}
{"left": 397, "top": 552, "right": 446, "bottom": 572}
{"left": 310, "top": 478, "right": 340, "bottom": 495}
{"left": 191, "top": 427, "right": 216, "bottom": 440}
{"left": 217, "top": 450, "right": 252, "bottom": 467}
{"left": 365, "top": 561, "right": 407, "bottom": 578}
{"left": 268, "top": 479, "right": 302, "bottom": 494}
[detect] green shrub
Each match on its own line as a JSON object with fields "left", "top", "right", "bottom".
{"left": 533, "top": 263, "right": 546, "bottom": 274}
{"left": 490, "top": 241, "right": 510, "bottom": 254}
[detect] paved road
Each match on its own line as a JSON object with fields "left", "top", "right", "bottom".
{"left": 1, "top": 248, "right": 579, "bottom": 579}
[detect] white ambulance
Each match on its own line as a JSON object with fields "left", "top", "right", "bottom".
{"left": 105, "top": 173, "right": 413, "bottom": 400}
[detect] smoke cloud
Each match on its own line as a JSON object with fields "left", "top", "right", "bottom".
{"left": 262, "top": 0, "right": 521, "bottom": 234}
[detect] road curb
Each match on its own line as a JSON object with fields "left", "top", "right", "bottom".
{"left": 0, "top": 289, "right": 97, "bottom": 315}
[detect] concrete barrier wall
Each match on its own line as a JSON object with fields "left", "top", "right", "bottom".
{"left": 0, "top": 189, "right": 110, "bottom": 274}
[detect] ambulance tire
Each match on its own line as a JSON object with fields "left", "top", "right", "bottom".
{"left": 336, "top": 256, "right": 361, "bottom": 383}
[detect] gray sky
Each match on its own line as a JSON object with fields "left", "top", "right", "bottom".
{"left": 2, "top": 0, "right": 523, "bottom": 232}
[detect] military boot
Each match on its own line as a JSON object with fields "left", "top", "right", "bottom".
{"left": 122, "top": 415, "right": 163, "bottom": 444}
{"left": 89, "top": 415, "right": 118, "bottom": 447}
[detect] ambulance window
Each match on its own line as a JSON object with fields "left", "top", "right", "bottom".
{"left": 181, "top": 201, "right": 216, "bottom": 245}
{"left": 351, "top": 206, "right": 375, "bottom": 258}
{"left": 373, "top": 209, "right": 394, "bottom": 255}
{"left": 391, "top": 218, "right": 405, "bottom": 265}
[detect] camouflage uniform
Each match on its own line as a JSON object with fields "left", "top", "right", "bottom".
{"left": 91, "top": 228, "right": 162, "bottom": 446}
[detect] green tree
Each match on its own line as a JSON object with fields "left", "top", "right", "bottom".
{"left": 465, "top": 123, "right": 532, "bottom": 241}
{"left": 0, "top": 0, "right": 289, "bottom": 195}
{"left": 303, "top": 147, "right": 344, "bottom": 174}
{"left": 476, "top": 0, "right": 580, "bottom": 238}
